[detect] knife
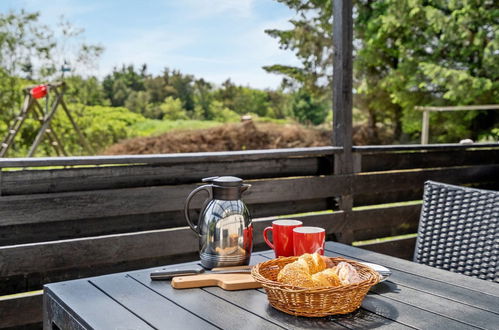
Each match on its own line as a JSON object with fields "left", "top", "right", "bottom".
{"left": 150, "top": 265, "right": 252, "bottom": 280}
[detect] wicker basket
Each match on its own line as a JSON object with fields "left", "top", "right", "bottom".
{"left": 251, "top": 256, "right": 381, "bottom": 317}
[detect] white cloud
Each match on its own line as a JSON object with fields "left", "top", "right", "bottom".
{"left": 235, "top": 17, "right": 298, "bottom": 61}
{"left": 174, "top": 0, "right": 256, "bottom": 19}
{"left": 98, "top": 27, "right": 198, "bottom": 76}
{"left": 21, "top": 0, "right": 104, "bottom": 24}
{"left": 96, "top": 16, "right": 299, "bottom": 88}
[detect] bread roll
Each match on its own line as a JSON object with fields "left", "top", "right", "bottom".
{"left": 299, "top": 253, "right": 327, "bottom": 274}
{"left": 311, "top": 268, "right": 341, "bottom": 287}
{"left": 277, "top": 253, "right": 336, "bottom": 288}
{"left": 330, "top": 261, "right": 362, "bottom": 285}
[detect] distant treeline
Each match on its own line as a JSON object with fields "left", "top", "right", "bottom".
{"left": 64, "top": 64, "right": 329, "bottom": 125}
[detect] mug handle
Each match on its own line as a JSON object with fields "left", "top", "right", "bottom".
{"left": 263, "top": 226, "right": 274, "bottom": 250}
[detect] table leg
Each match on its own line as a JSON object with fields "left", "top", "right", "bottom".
{"left": 43, "top": 290, "right": 87, "bottom": 330}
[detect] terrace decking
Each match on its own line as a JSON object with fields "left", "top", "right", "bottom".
{"left": 1, "top": 143, "right": 498, "bottom": 328}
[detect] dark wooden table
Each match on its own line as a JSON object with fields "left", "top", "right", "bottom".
{"left": 44, "top": 242, "right": 499, "bottom": 329}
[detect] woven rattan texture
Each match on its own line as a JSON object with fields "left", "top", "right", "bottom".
{"left": 414, "top": 181, "right": 498, "bottom": 282}
{"left": 251, "top": 256, "right": 380, "bottom": 317}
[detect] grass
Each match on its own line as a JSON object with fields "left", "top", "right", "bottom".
{"left": 353, "top": 233, "right": 418, "bottom": 246}
{"left": 353, "top": 200, "right": 421, "bottom": 211}
{"left": 0, "top": 290, "right": 42, "bottom": 300}
{"left": 129, "top": 119, "right": 225, "bottom": 137}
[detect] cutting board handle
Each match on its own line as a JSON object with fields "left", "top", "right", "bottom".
{"left": 171, "top": 273, "right": 261, "bottom": 291}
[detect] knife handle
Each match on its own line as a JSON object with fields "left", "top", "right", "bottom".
{"left": 211, "top": 265, "right": 252, "bottom": 272}
{"left": 150, "top": 268, "right": 204, "bottom": 280}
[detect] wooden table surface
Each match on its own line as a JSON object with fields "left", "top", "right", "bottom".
{"left": 44, "top": 242, "right": 499, "bottom": 329}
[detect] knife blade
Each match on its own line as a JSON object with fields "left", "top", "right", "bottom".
{"left": 150, "top": 265, "right": 251, "bottom": 280}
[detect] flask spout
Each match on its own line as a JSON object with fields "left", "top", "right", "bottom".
{"left": 240, "top": 184, "right": 251, "bottom": 194}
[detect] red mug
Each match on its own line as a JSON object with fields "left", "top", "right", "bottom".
{"left": 293, "top": 226, "right": 326, "bottom": 256}
{"left": 263, "top": 220, "right": 302, "bottom": 257}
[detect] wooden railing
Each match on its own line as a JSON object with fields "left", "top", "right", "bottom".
{"left": 1, "top": 143, "right": 498, "bottom": 328}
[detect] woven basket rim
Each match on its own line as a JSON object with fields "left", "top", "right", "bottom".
{"left": 251, "top": 256, "right": 381, "bottom": 292}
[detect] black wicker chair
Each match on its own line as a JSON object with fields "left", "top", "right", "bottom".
{"left": 414, "top": 181, "right": 498, "bottom": 282}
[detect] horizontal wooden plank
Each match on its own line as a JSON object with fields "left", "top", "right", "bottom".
{"left": 415, "top": 104, "right": 499, "bottom": 111}
{"left": 0, "top": 227, "right": 199, "bottom": 278}
{"left": 0, "top": 291, "right": 42, "bottom": 328}
{"left": 1, "top": 165, "right": 494, "bottom": 233}
{"left": 0, "top": 228, "right": 198, "bottom": 295}
{"left": 0, "top": 146, "right": 340, "bottom": 167}
{"left": 1, "top": 156, "right": 332, "bottom": 195}
{"left": 353, "top": 143, "right": 499, "bottom": 153}
{"left": 0, "top": 212, "right": 343, "bottom": 294}
{"left": 0, "top": 205, "right": 421, "bottom": 288}
{"left": 361, "top": 149, "right": 499, "bottom": 172}
{"left": 0, "top": 199, "right": 332, "bottom": 246}
{"left": 353, "top": 164, "right": 499, "bottom": 205}
{"left": 354, "top": 181, "right": 499, "bottom": 206}
{"left": 354, "top": 189, "right": 424, "bottom": 207}
{"left": 349, "top": 204, "right": 421, "bottom": 242}
{"left": 0, "top": 176, "right": 345, "bottom": 226}
{"left": 1, "top": 144, "right": 496, "bottom": 167}
{"left": 355, "top": 237, "right": 417, "bottom": 260}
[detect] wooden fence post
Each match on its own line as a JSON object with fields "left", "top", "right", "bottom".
{"left": 333, "top": 0, "right": 354, "bottom": 244}
{"left": 333, "top": 0, "right": 353, "bottom": 209}
{"left": 421, "top": 110, "right": 430, "bottom": 144}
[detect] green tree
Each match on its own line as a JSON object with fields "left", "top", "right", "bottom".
{"left": 267, "top": 0, "right": 499, "bottom": 141}
{"left": 102, "top": 64, "right": 146, "bottom": 105}
{"left": 208, "top": 101, "right": 240, "bottom": 122}
{"left": 65, "top": 76, "right": 108, "bottom": 105}
{"left": 169, "top": 69, "right": 195, "bottom": 112}
{"left": 160, "top": 97, "right": 188, "bottom": 120}
{"left": 292, "top": 89, "right": 328, "bottom": 125}
{"left": 125, "top": 91, "right": 150, "bottom": 115}
{"left": 233, "top": 87, "right": 270, "bottom": 117}
{"left": 144, "top": 75, "right": 169, "bottom": 104}
{"left": 51, "top": 104, "right": 146, "bottom": 154}
{"left": 0, "top": 10, "right": 53, "bottom": 124}
{"left": 193, "top": 78, "right": 214, "bottom": 119}
{"left": 264, "top": 0, "right": 332, "bottom": 97}
{"left": 214, "top": 79, "right": 239, "bottom": 110}
{"left": 0, "top": 10, "right": 103, "bottom": 156}
{"left": 267, "top": 88, "right": 293, "bottom": 119}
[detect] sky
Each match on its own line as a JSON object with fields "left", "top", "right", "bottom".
{"left": 0, "top": 0, "right": 301, "bottom": 89}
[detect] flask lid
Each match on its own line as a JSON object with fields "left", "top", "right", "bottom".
{"left": 203, "top": 176, "right": 243, "bottom": 187}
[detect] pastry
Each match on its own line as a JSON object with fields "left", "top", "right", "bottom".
{"left": 277, "top": 253, "right": 337, "bottom": 288}
{"left": 330, "top": 261, "right": 362, "bottom": 285}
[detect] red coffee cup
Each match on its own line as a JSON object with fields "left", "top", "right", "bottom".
{"left": 293, "top": 226, "right": 326, "bottom": 256}
{"left": 263, "top": 219, "right": 302, "bottom": 257}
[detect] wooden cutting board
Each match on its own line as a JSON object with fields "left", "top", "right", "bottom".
{"left": 171, "top": 273, "right": 261, "bottom": 290}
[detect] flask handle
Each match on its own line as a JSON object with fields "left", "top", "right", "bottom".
{"left": 184, "top": 184, "right": 212, "bottom": 236}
